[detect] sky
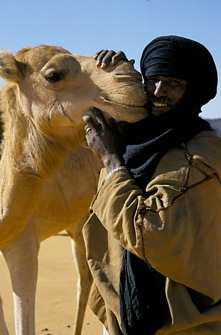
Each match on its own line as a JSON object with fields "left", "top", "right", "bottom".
{"left": 0, "top": 0, "right": 220, "bottom": 120}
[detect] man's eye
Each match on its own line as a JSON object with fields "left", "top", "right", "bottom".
{"left": 146, "top": 79, "right": 156, "bottom": 85}
{"left": 169, "top": 80, "right": 181, "bottom": 86}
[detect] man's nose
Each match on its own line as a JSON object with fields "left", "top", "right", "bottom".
{"left": 154, "top": 81, "right": 168, "bottom": 97}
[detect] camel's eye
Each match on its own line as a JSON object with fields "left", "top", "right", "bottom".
{"left": 45, "top": 71, "right": 64, "bottom": 83}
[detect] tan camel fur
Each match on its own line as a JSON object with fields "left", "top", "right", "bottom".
{"left": 0, "top": 45, "right": 148, "bottom": 335}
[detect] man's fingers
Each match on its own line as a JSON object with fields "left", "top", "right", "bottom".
{"left": 93, "top": 50, "right": 104, "bottom": 60}
{"left": 94, "top": 50, "right": 117, "bottom": 68}
{"left": 129, "top": 59, "right": 135, "bottom": 66}
{"left": 90, "top": 108, "right": 108, "bottom": 128}
{"left": 111, "top": 51, "right": 129, "bottom": 65}
{"left": 93, "top": 50, "right": 131, "bottom": 70}
{"left": 82, "top": 114, "right": 92, "bottom": 125}
{"left": 83, "top": 109, "right": 108, "bottom": 135}
{"left": 83, "top": 115, "right": 97, "bottom": 132}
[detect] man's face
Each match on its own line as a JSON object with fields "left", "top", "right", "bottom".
{"left": 145, "top": 75, "right": 187, "bottom": 116}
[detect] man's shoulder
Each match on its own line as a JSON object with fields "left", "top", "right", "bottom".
{"left": 184, "top": 130, "right": 221, "bottom": 175}
{"left": 156, "top": 130, "right": 221, "bottom": 175}
{"left": 187, "top": 130, "right": 221, "bottom": 154}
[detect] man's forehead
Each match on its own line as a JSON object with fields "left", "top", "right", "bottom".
{"left": 145, "top": 75, "right": 186, "bottom": 81}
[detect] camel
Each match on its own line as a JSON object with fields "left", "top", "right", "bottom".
{"left": 0, "top": 45, "right": 148, "bottom": 335}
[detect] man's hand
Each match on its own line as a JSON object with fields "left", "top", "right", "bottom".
{"left": 94, "top": 50, "right": 135, "bottom": 69}
{"left": 83, "top": 108, "right": 124, "bottom": 173}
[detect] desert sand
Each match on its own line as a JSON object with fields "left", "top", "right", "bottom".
{"left": 0, "top": 232, "right": 103, "bottom": 335}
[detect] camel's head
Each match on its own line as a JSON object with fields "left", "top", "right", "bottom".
{"left": 0, "top": 45, "right": 148, "bottom": 146}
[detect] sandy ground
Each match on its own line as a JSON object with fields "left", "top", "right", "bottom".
{"left": 0, "top": 233, "right": 103, "bottom": 335}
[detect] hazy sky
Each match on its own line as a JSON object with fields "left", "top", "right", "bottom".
{"left": 0, "top": 0, "right": 220, "bottom": 119}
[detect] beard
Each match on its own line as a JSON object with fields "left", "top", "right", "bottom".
{"left": 146, "top": 92, "right": 176, "bottom": 116}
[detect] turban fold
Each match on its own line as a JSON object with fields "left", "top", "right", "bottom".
{"left": 140, "top": 35, "right": 218, "bottom": 105}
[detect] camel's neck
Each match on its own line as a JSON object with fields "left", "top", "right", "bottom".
{"left": 0, "top": 111, "right": 68, "bottom": 248}
{"left": 2, "top": 112, "right": 68, "bottom": 176}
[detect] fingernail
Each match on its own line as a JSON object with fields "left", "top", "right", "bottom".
{"left": 101, "top": 62, "right": 106, "bottom": 69}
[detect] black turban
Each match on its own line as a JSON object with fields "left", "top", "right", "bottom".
{"left": 140, "top": 35, "right": 218, "bottom": 106}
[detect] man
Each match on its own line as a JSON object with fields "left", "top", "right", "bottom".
{"left": 82, "top": 35, "right": 221, "bottom": 334}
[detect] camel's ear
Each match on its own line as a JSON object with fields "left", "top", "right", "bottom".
{"left": 0, "top": 50, "right": 23, "bottom": 83}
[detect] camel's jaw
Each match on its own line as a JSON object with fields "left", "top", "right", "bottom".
{"left": 97, "top": 93, "right": 149, "bottom": 122}
{"left": 98, "top": 93, "right": 146, "bottom": 109}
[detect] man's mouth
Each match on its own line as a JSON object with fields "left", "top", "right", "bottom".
{"left": 151, "top": 96, "right": 176, "bottom": 111}
{"left": 153, "top": 101, "right": 170, "bottom": 107}
{"left": 146, "top": 93, "right": 175, "bottom": 110}
{"left": 149, "top": 99, "right": 176, "bottom": 116}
